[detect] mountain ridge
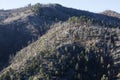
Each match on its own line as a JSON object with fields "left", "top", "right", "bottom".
{"left": 101, "top": 10, "right": 120, "bottom": 19}
{"left": 0, "top": 3, "right": 120, "bottom": 80}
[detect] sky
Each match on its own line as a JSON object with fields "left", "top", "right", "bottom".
{"left": 0, "top": 0, "right": 120, "bottom": 13}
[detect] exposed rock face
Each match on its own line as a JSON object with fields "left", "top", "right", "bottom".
{"left": 101, "top": 10, "right": 120, "bottom": 19}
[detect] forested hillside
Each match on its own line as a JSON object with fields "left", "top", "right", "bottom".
{"left": 0, "top": 3, "right": 120, "bottom": 80}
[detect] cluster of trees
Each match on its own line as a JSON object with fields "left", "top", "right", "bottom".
{"left": 0, "top": 16, "right": 119, "bottom": 80}
{"left": 0, "top": 43, "right": 115, "bottom": 80}
{"left": 31, "top": 3, "right": 41, "bottom": 15}
{"left": 68, "top": 16, "right": 120, "bottom": 28}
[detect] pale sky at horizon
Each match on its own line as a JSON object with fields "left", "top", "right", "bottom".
{"left": 0, "top": 0, "right": 120, "bottom": 13}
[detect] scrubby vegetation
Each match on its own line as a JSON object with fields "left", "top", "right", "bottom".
{"left": 0, "top": 15, "right": 120, "bottom": 79}
{"left": 32, "top": 3, "right": 41, "bottom": 15}
{"left": 0, "top": 3, "right": 120, "bottom": 80}
{"left": 0, "top": 44, "right": 115, "bottom": 80}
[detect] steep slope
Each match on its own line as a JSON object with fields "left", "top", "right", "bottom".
{"left": 0, "top": 6, "right": 46, "bottom": 69}
{"left": 0, "top": 3, "right": 120, "bottom": 76}
{"left": 0, "top": 17, "right": 120, "bottom": 80}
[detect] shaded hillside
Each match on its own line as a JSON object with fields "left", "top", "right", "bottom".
{"left": 0, "top": 3, "right": 120, "bottom": 75}
{"left": 0, "top": 17, "right": 120, "bottom": 80}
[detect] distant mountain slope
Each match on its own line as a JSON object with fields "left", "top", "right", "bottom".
{"left": 0, "top": 3, "right": 120, "bottom": 73}
{"left": 0, "top": 16, "right": 120, "bottom": 80}
{"left": 101, "top": 10, "right": 120, "bottom": 19}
